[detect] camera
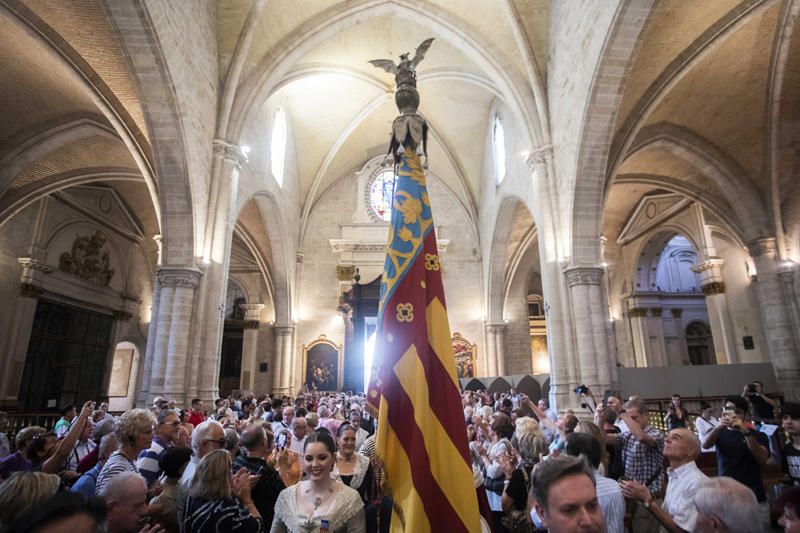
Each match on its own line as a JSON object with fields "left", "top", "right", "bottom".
{"left": 747, "top": 383, "right": 757, "bottom": 393}
{"left": 574, "top": 385, "right": 589, "bottom": 395}
{"left": 277, "top": 433, "right": 287, "bottom": 450}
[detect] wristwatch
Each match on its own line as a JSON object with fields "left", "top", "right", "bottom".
{"left": 643, "top": 498, "right": 653, "bottom": 509}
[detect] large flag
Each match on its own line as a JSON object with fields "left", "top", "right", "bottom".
{"left": 367, "top": 151, "right": 481, "bottom": 532}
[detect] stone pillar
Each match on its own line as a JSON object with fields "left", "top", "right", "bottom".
{"left": 146, "top": 268, "right": 201, "bottom": 406}
{"left": 192, "top": 141, "right": 245, "bottom": 404}
{"left": 749, "top": 238, "right": 800, "bottom": 398}
{"left": 670, "top": 308, "right": 690, "bottom": 365}
{"left": 1, "top": 278, "right": 42, "bottom": 400}
{"left": 484, "top": 323, "right": 506, "bottom": 376}
{"left": 627, "top": 307, "right": 650, "bottom": 367}
{"left": 273, "top": 324, "right": 295, "bottom": 394}
{"left": 565, "top": 267, "right": 616, "bottom": 392}
{"left": 239, "top": 304, "right": 264, "bottom": 392}
{"left": 647, "top": 307, "right": 668, "bottom": 367}
{"left": 693, "top": 259, "right": 737, "bottom": 364}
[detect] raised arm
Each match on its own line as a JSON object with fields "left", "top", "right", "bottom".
{"left": 42, "top": 400, "right": 93, "bottom": 474}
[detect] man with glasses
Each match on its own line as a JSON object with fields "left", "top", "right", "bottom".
{"left": 177, "top": 419, "right": 225, "bottom": 520}
{"left": 137, "top": 408, "right": 180, "bottom": 487}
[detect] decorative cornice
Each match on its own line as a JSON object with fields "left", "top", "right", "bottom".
{"left": 649, "top": 307, "right": 663, "bottom": 317}
{"left": 239, "top": 303, "right": 265, "bottom": 323}
{"left": 17, "top": 257, "right": 54, "bottom": 274}
{"left": 526, "top": 144, "right": 553, "bottom": 168}
{"left": 691, "top": 258, "right": 724, "bottom": 273}
{"left": 212, "top": 138, "right": 248, "bottom": 167}
{"left": 329, "top": 239, "right": 449, "bottom": 253}
{"left": 19, "top": 282, "right": 43, "bottom": 298}
{"left": 628, "top": 307, "right": 649, "bottom": 318}
{"left": 670, "top": 308, "right": 683, "bottom": 318}
{"left": 157, "top": 268, "right": 202, "bottom": 289}
{"left": 113, "top": 310, "right": 133, "bottom": 321}
{"left": 746, "top": 237, "right": 777, "bottom": 258}
{"left": 564, "top": 266, "right": 604, "bottom": 287}
{"left": 701, "top": 281, "right": 726, "bottom": 295}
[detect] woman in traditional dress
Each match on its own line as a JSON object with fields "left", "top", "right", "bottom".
{"left": 271, "top": 430, "right": 365, "bottom": 532}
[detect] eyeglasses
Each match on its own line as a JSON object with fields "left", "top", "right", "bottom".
{"left": 161, "top": 421, "right": 181, "bottom": 427}
{"left": 204, "top": 438, "right": 226, "bottom": 447}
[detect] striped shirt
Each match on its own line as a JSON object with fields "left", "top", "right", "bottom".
{"left": 594, "top": 471, "right": 625, "bottom": 533}
{"left": 136, "top": 437, "right": 169, "bottom": 487}
{"left": 95, "top": 452, "right": 137, "bottom": 496}
{"left": 183, "top": 497, "right": 261, "bottom": 533}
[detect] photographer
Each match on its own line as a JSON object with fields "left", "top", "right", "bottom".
{"left": 741, "top": 381, "right": 777, "bottom": 421}
{"left": 702, "top": 396, "right": 770, "bottom": 529}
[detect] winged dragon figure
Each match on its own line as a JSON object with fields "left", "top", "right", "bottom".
{"left": 369, "top": 38, "right": 435, "bottom": 165}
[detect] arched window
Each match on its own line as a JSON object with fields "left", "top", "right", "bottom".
{"left": 367, "top": 168, "right": 396, "bottom": 222}
{"left": 492, "top": 114, "right": 506, "bottom": 184}
{"left": 271, "top": 108, "right": 287, "bottom": 187}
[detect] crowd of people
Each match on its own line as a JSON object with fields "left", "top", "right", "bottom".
{"left": 0, "top": 381, "right": 797, "bottom": 533}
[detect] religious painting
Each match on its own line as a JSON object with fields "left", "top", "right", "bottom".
{"left": 302, "top": 334, "right": 343, "bottom": 391}
{"left": 452, "top": 332, "right": 477, "bottom": 379}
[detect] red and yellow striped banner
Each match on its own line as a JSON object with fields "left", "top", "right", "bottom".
{"left": 367, "top": 152, "right": 481, "bottom": 532}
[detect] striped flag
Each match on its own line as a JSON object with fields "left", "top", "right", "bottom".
{"left": 367, "top": 151, "right": 482, "bottom": 532}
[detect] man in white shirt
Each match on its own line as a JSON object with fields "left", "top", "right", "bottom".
{"left": 272, "top": 406, "right": 294, "bottom": 434}
{"left": 66, "top": 419, "right": 96, "bottom": 471}
{"left": 694, "top": 401, "right": 718, "bottom": 453}
{"left": 289, "top": 416, "right": 307, "bottom": 454}
{"left": 621, "top": 428, "right": 708, "bottom": 532}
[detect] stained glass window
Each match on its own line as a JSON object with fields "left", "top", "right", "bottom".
{"left": 271, "top": 108, "right": 287, "bottom": 187}
{"left": 368, "top": 168, "right": 396, "bottom": 222}
{"left": 493, "top": 114, "right": 506, "bottom": 184}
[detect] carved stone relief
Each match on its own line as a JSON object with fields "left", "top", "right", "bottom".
{"left": 57, "top": 230, "right": 115, "bottom": 287}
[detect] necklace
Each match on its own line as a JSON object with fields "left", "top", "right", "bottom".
{"left": 338, "top": 452, "right": 355, "bottom": 464}
{"left": 305, "top": 483, "right": 334, "bottom": 511}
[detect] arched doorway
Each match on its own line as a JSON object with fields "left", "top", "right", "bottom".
{"left": 686, "top": 321, "right": 715, "bottom": 365}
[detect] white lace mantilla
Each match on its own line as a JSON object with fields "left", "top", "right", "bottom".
{"left": 331, "top": 453, "right": 370, "bottom": 491}
{"left": 270, "top": 481, "right": 365, "bottom": 533}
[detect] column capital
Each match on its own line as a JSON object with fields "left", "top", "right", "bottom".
{"left": 691, "top": 258, "right": 724, "bottom": 273}
{"left": 746, "top": 237, "right": 777, "bottom": 258}
{"left": 157, "top": 267, "right": 202, "bottom": 289}
{"left": 212, "top": 138, "right": 248, "bottom": 167}
{"left": 273, "top": 323, "right": 296, "bottom": 336}
{"left": 239, "top": 303, "right": 265, "bottom": 321}
{"left": 628, "top": 307, "right": 648, "bottom": 318}
{"left": 564, "top": 266, "right": 604, "bottom": 287}
{"left": 701, "top": 281, "right": 726, "bottom": 295}
{"left": 649, "top": 307, "right": 663, "bottom": 317}
{"left": 670, "top": 308, "right": 683, "bottom": 318}
{"left": 525, "top": 144, "right": 553, "bottom": 169}
{"left": 484, "top": 323, "right": 506, "bottom": 334}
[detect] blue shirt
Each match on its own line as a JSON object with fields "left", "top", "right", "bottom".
{"left": 72, "top": 463, "right": 102, "bottom": 499}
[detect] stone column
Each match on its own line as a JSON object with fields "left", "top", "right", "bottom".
{"left": 239, "top": 304, "right": 264, "bottom": 392}
{"left": 627, "top": 307, "right": 650, "bottom": 367}
{"left": 484, "top": 323, "right": 506, "bottom": 376}
{"left": 146, "top": 268, "right": 201, "bottom": 406}
{"left": 192, "top": 141, "right": 245, "bottom": 404}
{"left": 670, "top": 308, "right": 690, "bottom": 365}
{"left": 273, "top": 324, "right": 295, "bottom": 394}
{"left": 693, "top": 259, "right": 737, "bottom": 364}
{"left": 1, "top": 276, "right": 43, "bottom": 401}
{"left": 647, "top": 307, "right": 668, "bottom": 367}
{"left": 749, "top": 238, "right": 800, "bottom": 398}
{"left": 565, "top": 267, "right": 615, "bottom": 392}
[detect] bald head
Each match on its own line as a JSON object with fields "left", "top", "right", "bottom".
{"left": 664, "top": 428, "right": 701, "bottom": 464}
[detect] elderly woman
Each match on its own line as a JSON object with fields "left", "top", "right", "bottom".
{"left": 183, "top": 449, "right": 262, "bottom": 532}
{"left": 96, "top": 408, "right": 156, "bottom": 495}
{"left": 332, "top": 423, "right": 376, "bottom": 532}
